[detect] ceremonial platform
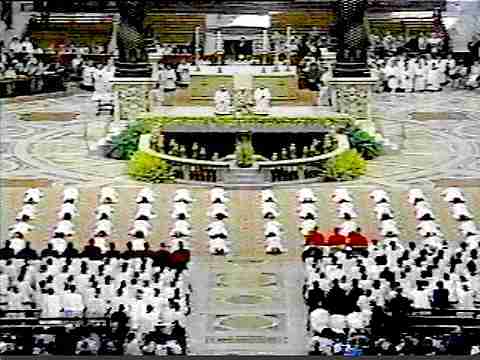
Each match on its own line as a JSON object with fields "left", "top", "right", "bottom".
{"left": 188, "top": 65, "right": 297, "bottom": 101}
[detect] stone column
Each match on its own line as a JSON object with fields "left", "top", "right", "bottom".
{"left": 330, "top": 0, "right": 381, "bottom": 137}
{"left": 329, "top": 77, "right": 378, "bottom": 136}
{"left": 111, "top": 77, "right": 155, "bottom": 122}
{"left": 111, "top": 0, "right": 154, "bottom": 122}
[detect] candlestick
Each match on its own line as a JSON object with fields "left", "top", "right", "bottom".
{"left": 262, "top": 29, "right": 269, "bottom": 53}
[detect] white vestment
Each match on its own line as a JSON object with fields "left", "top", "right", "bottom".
{"left": 214, "top": 89, "right": 232, "bottom": 115}
{"left": 254, "top": 88, "right": 271, "bottom": 114}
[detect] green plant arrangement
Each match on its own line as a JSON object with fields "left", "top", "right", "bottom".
{"left": 235, "top": 141, "right": 255, "bottom": 168}
{"left": 127, "top": 151, "right": 175, "bottom": 183}
{"left": 325, "top": 149, "right": 367, "bottom": 181}
{"left": 136, "top": 114, "right": 353, "bottom": 129}
{"left": 347, "top": 129, "right": 384, "bottom": 160}
{"left": 109, "top": 121, "right": 155, "bottom": 160}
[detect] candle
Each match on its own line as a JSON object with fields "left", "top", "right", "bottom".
{"left": 195, "top": 26, "right": 200, "bottom": 48}
{"left": 216, "top": 30, "right": 223, "bottom": 52}
{"left": 263, "top": 29, "right": 269, "bottom": 53}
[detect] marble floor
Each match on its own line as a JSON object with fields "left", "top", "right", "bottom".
{"left": 1, "top": 87, "right": 480, "bottom": 354}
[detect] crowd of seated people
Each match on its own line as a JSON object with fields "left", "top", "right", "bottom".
{"left": 0, "top": 37, "right": 67, "bottom": 97}
{"left": 302, "top": 186, "right": 480, "bottom": 356}
{"left": 0, "top": 186, "right": 193, "bottom": 355}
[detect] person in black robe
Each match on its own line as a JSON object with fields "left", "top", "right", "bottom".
{"left": 16, "top": 241, "right": 38, "bottom": 260}
{"left": 0, "top": 239, "right": 15, "bottom": 259}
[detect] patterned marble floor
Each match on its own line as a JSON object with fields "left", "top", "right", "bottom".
{"left": 1, "top": 88, "right": 480, "bottom": 187}
{"left": 1, "top": 87, "right": 480, "bottom": 355}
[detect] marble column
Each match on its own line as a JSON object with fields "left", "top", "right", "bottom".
{"left": 329, "top": 77, "right": 378, "bottom": 137}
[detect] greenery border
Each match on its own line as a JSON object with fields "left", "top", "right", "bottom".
{"left": 136, "top": 114, "right": 354, "bottom": 129}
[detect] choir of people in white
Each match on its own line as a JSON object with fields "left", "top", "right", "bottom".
{"left": 304, "top": 186, "right": 480, "bottom": 354}
{"left": 370, "top": 55, "right": 480, "bottom": 92}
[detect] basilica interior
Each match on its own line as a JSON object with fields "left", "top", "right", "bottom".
{"left": 0, "top": 0, "right": 480, "bottom": 356}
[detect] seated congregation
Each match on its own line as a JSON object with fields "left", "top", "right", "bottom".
{"left": 301, "top": 186, "right": 480, "bottom": 356}
{"left": 0, "top": 186, "right": 197, "bottom": 355}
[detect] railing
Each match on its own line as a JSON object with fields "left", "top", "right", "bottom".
{"left": 139, "top": 134, "right": 230, "bottom": 182}
{"left": 258, "top": 134, "right": 350, "bottom": 182}
{"left": 139, "top": 133, "right": 350, "bottom": 184}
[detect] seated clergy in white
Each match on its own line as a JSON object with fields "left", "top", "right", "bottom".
{"left": 54, "top": 220, "right": 75, "bottom": 237}
{"left": 374, "top": 203, "right": 394, "bottom": 221}
{"left": 210, "top": 186, "right": 228, "bottom": 204}
{"left": 339, "top": 220, "right": 359, "bottom": 237}
{"left": 337, "top": 202, "right": 358, "bottom": 220}
{"left": 61, "top": 285, "right": 85, "bottom": 317}
{"left": 441, "top": 187, "right": 465, "bottom": 204}
{"left": 331, "top": 188, "right": 352, "bottom": 203}
{"left": 99, "top": 186, "right": 119, "bottom": 204}
{"left": 451, "top": 203, "right": 473, "bottom": 221}
{"left": 9, "top": 221, "right": 34, "bottom": 239}
{"left": 94, "top": 219, "right": 113, "bottom": 237}
{"left": 265, "top": 235, "right": 286, "bottom": 254}
{"left": 254, "top": 86, "right": 271, "bottom": 115}
{"left": 135, "top": 203, "right": 156, "bottom": 221}
{"left": 208, "top": 203, "right": 229, "bottom": 220}
{"left": 380, "top": 219, "right": 400, "bottom": 237}
{"left": 214, "top": 85, "right": 232, "bottom": 115}
{"left": 174, "top": 189, "right": 193, "bottom": 204}
{"left": 298, "top": 203, "right": 317, "bottom": 220}
{"left": 417, "top": 220, "right": 442, "bottom": 238}
{"left": 263, "top": 202, "right": 279, "bottom": 219}
{"left": 310, "top": 308, "right": 330, "bottom": 334}
{"left": 24, "top": 188, "right": 43, "bottom": 204}
{"left": 136, "top": 187, "right": 155, "bottom": 204}
{"left": 16, "top": 204, "right": 36, "bottom": 222}
{"left": 95, "top": 204, "right": 114, "bottom": 221}
{"left": 459, "top": 221, "right": 479, "bottom": 237}
{"left": 58, "top": 203, "right": 77, "bottom": 221}
{"left": 415, "top": 202, "right": 435, "bottom": 221}
{"left": 300, "top": 219, "right": 317, "bottom": 236}
{"left": 297, "top": 188, "right": 317, "bottom": 203}
{"left": 209, "top": 237, "right": 229, "bottom": 255}
{"left": 63, "top": 187, "right": 79, "bottom": 204}
{"left": 129, "top": 220, "right": 152, "bottom": 238}
{"left": 369, "top": 189, "right": 390, "bottom": 204}
{"left": 171, "top": 202, "right": 190, "bottom": 220}
{"left": 49, "top": 235, "right": 67, "bottom": 254}
{"left": 408, "top": 188, "right": 426, "bottom": 205}
{"left": 261, "top": 189, "right": 277, "bottom": 204}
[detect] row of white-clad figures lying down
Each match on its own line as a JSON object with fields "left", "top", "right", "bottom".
{"left": 261, "top": 190, "right": 287, "bottom": 254}
{"left": 207, "top": 187, "right": 230, "bottom": 256}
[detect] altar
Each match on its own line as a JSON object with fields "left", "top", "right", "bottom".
{"left": 189, "top": 65, "right": 297, "bottom": 101}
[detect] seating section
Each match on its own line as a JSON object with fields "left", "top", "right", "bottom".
{"left": 145, "top": 14, "right": 206, "bottom": 44}
{"left": 1, "top": 186, "right": 192, "bottom": 355}
{"left": 302, "top": 186, "right": 480, "bottom": 356}
{"left": 28, "top": 14, "right": 114, "bottom": 49}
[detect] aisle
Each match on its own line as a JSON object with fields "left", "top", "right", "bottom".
{"left": 187, "top": 190, "right": 307, "bottom": 355}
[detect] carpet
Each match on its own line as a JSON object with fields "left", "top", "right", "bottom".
{"left": 17, "top": 111, "right": 80, "bottom": 122}
{"left": 0, "top": 178, "right": 53, "bottom": 187}
{"left": 412, "top": 112, "right": 466, "bottom": 121}
{"left": 433, "top": 178, "right": 480, "bottom": 188}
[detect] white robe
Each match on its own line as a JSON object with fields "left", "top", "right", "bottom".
{"left": 254, "top": 88, "right": 271, "bottom": 114}
{"left": 214, "top": 90, "right": 232, "bottom": 115}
